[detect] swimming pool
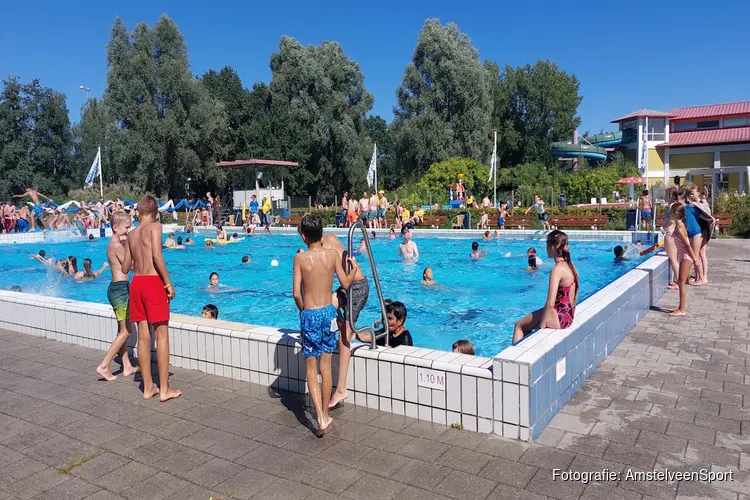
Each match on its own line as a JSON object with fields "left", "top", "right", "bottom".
{"left": 0, "top": 232, "right": 646, "bottom": 356}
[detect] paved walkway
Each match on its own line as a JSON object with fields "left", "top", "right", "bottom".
{"left": 1, "top": 240, "right": 750, "bottom": 500}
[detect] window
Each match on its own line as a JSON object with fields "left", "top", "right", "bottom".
{"left": 673, "top": 122, "right": 696, "bottom": 132}
{"left": 697, "top": 120, "right": 719, "bottom": 129}
{"left": 646, "top": 118, "right": 665, "bottom": 141}
{"left": 619, "top": 120, "right": 637, "bottom": 143}
{"left": 704, "top": 174, "right": 730, "bottom": 191}
{"left": 723, "top": 117, "right": 750, "bottom": 128}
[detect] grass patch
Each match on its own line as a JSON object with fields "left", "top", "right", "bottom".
{"left": 57, "top": 449, "right": 101, "bottom": 475}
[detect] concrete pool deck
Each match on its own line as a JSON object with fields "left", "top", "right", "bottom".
{"left": 1, "top": 239, "right": 749, "bottom": 499}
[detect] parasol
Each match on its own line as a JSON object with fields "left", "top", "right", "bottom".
{"left": 615, "top": 177, "right": 647, "bottom": 200}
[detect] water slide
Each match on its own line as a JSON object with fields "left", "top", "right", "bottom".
{"left": 549, "top": 130, "right": 631, "bottom": 161}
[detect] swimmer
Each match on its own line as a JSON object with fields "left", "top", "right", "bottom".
{"left": 483, "top": 231, "right": 492, "bottom": 240}
{"left": 9, "top": 285, "right": 22, "bottom": 292}
{"left": 389, "top": 228, "right": 396, "bottom": 240}
{"left": 205, "top": 239, "right": 214, "bottom": 247}
{"left": 184, "top": 237, "right": 194, "bottom": 246}
{"left": 88, "top": 234, "right": 95, "bottom": 241}
{"left": 163, "top": 233, "right": 176, "bottom": 249}
{"left": 494, "top": 230, "right": 500, "bottom": 239}
{"left": 74, "top": 258, "right": 109, "bottom": 280}
{"left": 175, "top": 236, "right": 185, "bottom": 249}
{"left": 527, "top": 247, "right": 543, "bottom": 265}
{"left": 216, "top": 225, "right": 227, "bottom": 241}
{"left": 398, "top": 227, "right": 419, "bottom": 261}
{"left": 30, "top": 250, "right": 54, "bottom": 266}
{"left": 207, "top": 272, "right": 220, "bottom": 291}
{"left": 231, "top": 232, "right": 240, "bottom": 240}
{"left": 371, "top": 231, "right": 376, "bottom": 239}
{"left": 421, "top": 267, "right": 437, "bottom": 287}
{"left": 452, "top": 339, "right": 475, "bottom": 355}
{"left": 352, "top": 239, "right": 367, "bottom": 256}
{"left": 613, "top": 245, "right": 629, "bottom": 262}
{"left": 527, "top": 252, "right": 538, "bottom": 271}
{"left": 470, "top": 241, "right": 487, "bottom": 260}
{"left": 201, "top": 304, "right": 219, "bottom": 319}
{"left": 242, "top": 255, "right": 251, "bottom": 264}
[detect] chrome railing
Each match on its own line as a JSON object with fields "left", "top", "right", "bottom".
{"left": 347, "top": 222, "right": 389, "bottom": 349}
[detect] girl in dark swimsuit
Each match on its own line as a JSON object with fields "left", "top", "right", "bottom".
{"left": 512, "top": 230, "right": 579, "bottom": 344}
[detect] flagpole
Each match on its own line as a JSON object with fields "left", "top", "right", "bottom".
{"left": 492, "top": 129, "right": 497, "bottom": 207}
{"left": 98, "top": 146, "right": 103, "bottom": 198}
{"left": 374, "top": 143, "right": 378, "bottom": 192}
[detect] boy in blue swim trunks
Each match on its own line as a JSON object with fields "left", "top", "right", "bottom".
{"left": 293, "top": 214, "right": 359, "bottom": 436}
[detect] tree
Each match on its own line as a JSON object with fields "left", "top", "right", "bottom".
{"left": 0, "top": 77, "right": 73, "bottom": 199}
{"left": 200, "top": 66, "right": 252, "bottom": 161}
{"left": 103, "top": 15, "right": 228, "bottom": 199}
{"left": 262, "top": 36, "right": 374, "bottom": 202}
{"left": 392, "top": 19, "right": 494, "bottom": 181}
{"left": 490, "top": 60, "right": 582, "bottom": 167}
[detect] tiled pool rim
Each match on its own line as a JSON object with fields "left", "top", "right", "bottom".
{"left": 0, "top": 228, "right": 666, "bottom": 441}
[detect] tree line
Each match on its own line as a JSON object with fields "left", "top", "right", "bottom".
{"left": 0, "top": 15, "right": 591, "bottom": 203}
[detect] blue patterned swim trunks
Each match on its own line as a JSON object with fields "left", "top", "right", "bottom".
{"left": 300, "top": 304, "right": 338, "bottom": 358}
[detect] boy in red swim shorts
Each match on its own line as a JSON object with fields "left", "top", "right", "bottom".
{"left": 123, "top": 194, "right": 181, "bottom": 402}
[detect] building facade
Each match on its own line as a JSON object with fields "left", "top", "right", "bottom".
{"left": 612, "top": 102, "right": 750, "bottom": 193}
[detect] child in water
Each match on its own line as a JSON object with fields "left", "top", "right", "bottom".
{"left": 202, "top": 304, "right": 219, "bottom": 319}
{"left": 513, "top": 230, "right": 579, "bottom": 343}
{"left": 389, "top": 228, "right": 396, "bottom": 240}
{"left": 452, "top": 339, "right": 475, "bottom": 355}
{"left": 613, "top": 245, "right": 629, "bottom": 262}
{"left": 75, "top": 258, "right": 109, "bottom": 280}
{"left": 470, "top": 241, "right": 487, "bottom": 260}
{"left": 421, "top": 267, "right": 437, "bottom": 287}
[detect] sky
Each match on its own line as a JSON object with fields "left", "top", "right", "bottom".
{"left": 2, "top": 0, "right": 749, "bottom": 135}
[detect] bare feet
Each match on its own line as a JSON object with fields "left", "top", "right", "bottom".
{"left": 669, "top": 309, "right": 686, "bottom": 317}
{"left": 122, "top": 365, "right": 139, "bottom": 377}
{"left": 316, "top": 416, "right": 333, "bottom": 438}
{"left": 328, "top": 391, "right": 348, "bottom": 409}
{"left": 160, "top": 387, "right": 182, "bottom": 403}
{"left": 96, "top": 365, "right": 117, "bottom": 382}
{"left": 667, "top": 282, "right": 678, "bottom": 290}
{"left": 143, "top": 385, "right": 160, "bottom": 400}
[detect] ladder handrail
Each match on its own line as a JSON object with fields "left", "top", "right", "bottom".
{"left": 347, "top": 222, "right": 389, "bottom": 349}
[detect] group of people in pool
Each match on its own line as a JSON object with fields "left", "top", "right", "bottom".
{"left": 30, "top": 249, "right": 109, "bottom": 281}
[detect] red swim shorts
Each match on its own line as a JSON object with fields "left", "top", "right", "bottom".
{"left": 129, "top": 275, "right": 170, "bottom": 324}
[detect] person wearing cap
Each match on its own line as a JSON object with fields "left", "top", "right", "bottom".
{"left": 378, "top": 191, "right": 388, "bottom": 228}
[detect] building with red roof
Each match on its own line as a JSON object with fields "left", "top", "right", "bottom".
{"left": 611, "top": 101, "right": 750, "bottom": 193}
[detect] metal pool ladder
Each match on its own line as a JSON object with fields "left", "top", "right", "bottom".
{"left": 347, "top": 222, "right": 389, "bottom": 349}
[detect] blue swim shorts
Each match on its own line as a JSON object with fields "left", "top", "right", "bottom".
{"left": 641, "top": 209, "right": 652, "bottom": 220}
{"left": 300, "top": 304, "right": 338, "bottom": 358}
{"left": 377, "top": 208, "right": 385, "bottom": 218}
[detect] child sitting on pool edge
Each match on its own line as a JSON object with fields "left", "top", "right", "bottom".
{"left": 513, "top": 230, "right": 579, "bottom": 344}
{"left": 202, "top": 304, "right": 219, "bottom": 319}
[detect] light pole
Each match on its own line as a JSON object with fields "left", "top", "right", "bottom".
{"left": 79, "top": 85, "right": 91, "bottom": 99}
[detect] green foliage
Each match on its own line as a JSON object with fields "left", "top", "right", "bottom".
{"left": 715, "top": 194, "right": 750, "bottom": 237}
{"left": 416, "top": 158, "right": 489, "bottom": 204}
{"left": 68, "top": 182, "right": 142, "bottom": 203}
{"left": 0, "top": 77, "right": 73, "bottom": 200}
{"left": 102, "top": 15, "right": 229, "bottom": 199}
{"left": 490, "top": 60, "right": 582, "bottom": 167}
{"left": 392, "top": 19, "right": 493, "bottom": 181}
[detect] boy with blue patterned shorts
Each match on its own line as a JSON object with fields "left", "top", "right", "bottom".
{"left": 293, "top": 214, "right": 358, "bottom": 436}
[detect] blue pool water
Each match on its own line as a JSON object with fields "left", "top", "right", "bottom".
{"left": 0, "top": 233, "right": 645, "bottom": 356}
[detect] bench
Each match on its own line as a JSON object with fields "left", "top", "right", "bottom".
{"left": 548, "top": 215, "right": 609, "bottom": 229}
{"left": 414, "top": 215, "right": 447, "bottom": 228}
{"left": 492, "top": 216, "right": 534, "bottom": 229}
{"left": 656, "top": 213, "right": 732, "bottom": 234}
{"left": 280, "top": 216, "right": 304, "bottom": 227}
